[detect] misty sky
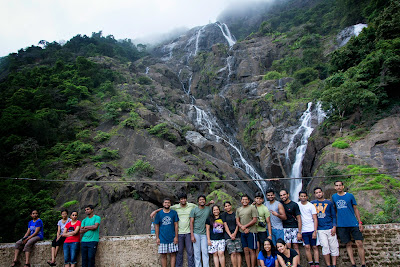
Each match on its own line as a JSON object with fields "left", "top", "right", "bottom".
{"left": 0, "top": 0, "right": 265, "bottom": 57}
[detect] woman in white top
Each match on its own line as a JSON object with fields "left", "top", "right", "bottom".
{"left": 47, "top": 209, "right": 71, "bottom": 266}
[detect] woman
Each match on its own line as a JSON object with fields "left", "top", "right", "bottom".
{"left": 276, "top": 238, "right": 301, "bottom": 267}
{"left": 258, "top": 239, "right": 278, "bottom": 267}
{"left": 11, "top": 209, "right": 44, "bottom": 267}
{"left": 221, "top": 201, "right": 242, "bottom": 267}
{"left": 62, "top": 211, "right": 81, "bottom": 267}
{"left": 206, "top": 205, "right": 226, "bottom": 267}
{"left": 47, "top": 209, "right": 71, "bottom": 266}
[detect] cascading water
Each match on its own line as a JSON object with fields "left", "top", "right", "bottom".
{"left": 285, "top": 102, "right": 326, "bottom": 201}
{"left": 215, "top": 22, "right": 236, "bottom": 47}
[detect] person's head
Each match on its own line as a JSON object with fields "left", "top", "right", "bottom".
{"left": 255, "top": 192, "right": 264, "bottom": 205}
{"left": 61, "top": 209, "right": 69, "bottom": 219}
{"left": 31, "top": 209, "right": 39, "bottom": 219}
{"left": 84, "top": 205, "right": 94, "bottom": 216}
{"left": 197, "top": 195, "right": 206, "bottom": 206}
{"left": 241, "top": 194, "right": 250, "bottom": 206}
{"left": 266, "top": 189, "right": 276, "bottom": 202}
{"left": 70, "top": 211, "right": 78, "bottom": 221}
{"left": 334, "top": 180, "right": 344, "bottom": 193}
{"left": 313, "top": 187, "right": 324, "bottom": 200}
{"left": 299, "top": 191, "right": 308, "bottom": 203}
{"left": 262, "top": 239, "right": 276, "bottom": 256}
{"left": 212, "top": 205, "right": 221, "bottom": 218}
{"left": 276, "top": 238, "right": 287, "bottom": 253}
{"left": 224, "top": 201, "right": 232, "bottom": 213}
{"left": 279, "top": 189, "right": 289, "bottom": 202}
{"left": 177, "top": 192, "right": 187, "bottom": 205}
{"left": 163, "top": 198, "right": 171, "bottom": 209}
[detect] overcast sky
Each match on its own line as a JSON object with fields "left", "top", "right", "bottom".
{"left": 0, "top": 0, "right": 266, "bottom": 57}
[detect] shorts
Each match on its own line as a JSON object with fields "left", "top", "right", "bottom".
{"left": 208, "top": 239, "right": 226, "bottom": 254}
{"left": 52, "top": 236, "right": 66, "bottom": 247}
{"left": 15, "top": 236, "right": 41, "bottom": 252}
{"left": 241, "top": 232, "right": 258, "bottom": 250}
{"left": 302, "top": 231, "right": 317, "bottom": 246}
{"left": 257, "top": 231, "right": 268, "bottom": 246}
{"left": 337, "top": 227, "right": 364, "bottom": 244}
{"left": 284, "top": 228, "right": 301, "bottom": 244}
{"left": 317, "top": 229, "right": 339, "bottom": 256}
{"left": 226, "top": 239, "right": 243, "bottom": 254}
{"left": 158, "top": 243, "right": 179, "bottom": 254}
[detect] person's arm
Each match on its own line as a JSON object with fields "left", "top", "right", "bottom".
{"left": 150, "top": 208, "right": 162, "bottom": 219}
{"left": 155, "top": 223, "right": 160, "bottom": 245}
{"left": 296, "top": 214, "right": 302, "bottom": 241}
{"left": 353, "top": 204, "right": 363, "bottom": 232}
{"left": 190, "top": 217, "right": 196, "bottom": 243}
{"left": 275, "top": 259, "right": 279, "bottom": 267}
{"left": 23, "top": 228, "right": 30, "bottom": 239}
{"left": 312, "top": 213, "right": 318, "bottom": 239}
{"left": 274, "top": 203, "right": 287, "bottom": 220}
{"left": 232, "top": 224, "right": 239, "bottom": 239}
{"left": 266, "top": 216, "right": 272, "bottom": 240}
{"left": 205, "top": 200, "right": 214, "bottom": 206}
{"left": 223, "top": 222, "right": 233, "bottom": 239}
{"left": 174, "top": 221, "right": 179, "bottom": 244}
{"left": 292, "top": 254, "right": 300, "bottom": 267}
{"left": 64, "top": 225, "right": 81, "bottom": 237}
{"left": 80, "top": 222, "right": 100, "bottom": 233}
{"left": 24, "top": 226, "right": 40, "bottom": 243}
{"left": 56, "top": 225, "right": 62, "bottom": 240}
{"left": 277, "top": 254, "right": 286, "bottom": 267}
{"left": 206, "top": 224, "right": 212, "bottom": 246}
{"left": 330, "top": 202, "right": 337, "bottom": 236}
{"left": 259, "top": 259, "right": 266, "bottom": 267}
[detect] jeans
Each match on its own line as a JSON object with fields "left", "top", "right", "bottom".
{"left": 193, "top": 233, "right": 209, "bottom": 267}
{"left": 64, "top": 242, "right": 79, "bottom": 264}
{"left": 81, "top": 241, "right": 98, "bottom": 267}
{"left": 177, "top": 233, "right": 195, "bottom": 267}
{"left": 270, "top": 229, "right": 284, "bottom": 245}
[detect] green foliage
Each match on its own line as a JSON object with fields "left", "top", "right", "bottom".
{"left": 136, "top": 76, "right": 152, "bottom": 85}
{"left": 206, "top": 190, "right": 235, "bottom": 208}
{"left": 121, "top": 111, "right": 144, "bottom": 129}
{"left": 76, "top": 130, "right": 91, "bottom": 140}
{"left": 293, "top": 67, "right": 319, "bottom": 85}
{"left": 126, "top": 159, "right": 155, "bottom": 177}
{"left": 332, "top": 140, "right": 350, "bottom": 149}
{"left": 263, "top": 71, "right": 284, "bottom": 80}
{"left": 321, "top": 162, "right": 343, "bottom": 177}
{"left": 93, "top": 131, "right": 111, "bottom": 142}
{"left": 92, "top": 147, "right": 119, "bottom": 161}
{"left": 148, "top": 123, "right": 177, "bottom": 142}
{"left": 62, "top": 200, "right": 79, "bottom": 208}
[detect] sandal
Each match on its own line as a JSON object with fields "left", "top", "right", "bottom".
{"left": 47, "top": 261, "right": 56, "bottom": 266}
{"left": 24, "top": 264, "right": 30, "bottom": 267}
{"left": 10, "top": 260, "right": 19, "bottom": 267}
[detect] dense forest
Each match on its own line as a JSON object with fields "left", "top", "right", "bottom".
{"left": 1, "top": 0, "right": 399, "bottom": 242}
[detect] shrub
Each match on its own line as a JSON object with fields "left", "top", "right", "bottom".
{"left": 121, "top": 111, "right": 144, "bottom": 129}
{"left": 62, "top": 200, "right": 79, "bottom": 208}
{"left": 148, "top": 123, "right": 176, "bottom": 142}
{"left": 321, "top": 162, "right": 343, "bottom": 177}
{"left": 92, "top": 147, "right": 119, "bottom": 161}
{"left": 137, "top": 76, "right": 152, "bottom": 85}
{"left": 293, "top": 67, "right": 319, "bottom": 85}
{"left": 93, "top": 131, "right": 111, "bottom": 142}
{"left": 126, "top": 159, "right": 154, "bottom": 177}
{"left": 263, "top": 71, "right": 283, "bottom": 80}
{"left": 332, "top": 140, "right": 350, "bottom": 149}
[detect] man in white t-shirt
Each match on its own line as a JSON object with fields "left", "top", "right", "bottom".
{"left": 298, "top": 191, "right": 319, "bottom": 267}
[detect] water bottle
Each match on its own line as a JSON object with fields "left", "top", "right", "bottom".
{"left": 151, "top": 222, "right": 155, "bottom": 234}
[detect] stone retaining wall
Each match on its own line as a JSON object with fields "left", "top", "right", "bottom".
{"left": 1, "top": 224, "right": 399, "bottom": 266}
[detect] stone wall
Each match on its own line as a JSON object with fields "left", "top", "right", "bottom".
{"left": 1, "top": 224, "right": 399, "bottom": 266}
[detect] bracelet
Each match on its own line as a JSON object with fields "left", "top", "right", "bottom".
{"left": 359, "top": 221, "right": 363, "bottom": 224}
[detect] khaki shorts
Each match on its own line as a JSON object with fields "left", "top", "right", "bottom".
{"left": 15, "top": 236, "right": 41, "bottom": 252}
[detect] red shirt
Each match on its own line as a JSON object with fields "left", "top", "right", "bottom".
{"left": 64, "top": 220, "right": 81, "bottom": 243}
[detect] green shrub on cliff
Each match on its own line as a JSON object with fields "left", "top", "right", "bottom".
{"left": 332, "top": 140, "right": 350, "bottom": 149}
{"left": 126, "top": 159, "right": 155, "bottom": 177}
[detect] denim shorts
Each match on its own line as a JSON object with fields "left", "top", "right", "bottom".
{"left": 64, "top": 242, "right": 80, "bottom": 264}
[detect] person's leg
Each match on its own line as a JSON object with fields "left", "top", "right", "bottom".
{"left": 161, "top": 253, "right": 167, "bottom": 267}
{"left": 218, "top": 250, "right": 225, "bottom": 267}
{"left": 257, "top": 232, "right": 267, "bottom": 267}
{"left": 304, "top": 244, "right": 312, "bottom": 263}
{"left": 63, "top": 242, "right": 71, "bottom": 267}
{"left": 243, "top": 247, "right": 251, "bottom": 267}
{"left": 70, "top": 242, "right": 79, "bottom": 267}
{"left": 200, "top": 234, "right": 209, "bottom": 267}
{"left": 346, "top": 241, "right": 356, "bottom": 265}
{"left": 25, "top": 252, "right": 30, "bottom": 265}
{"left": 230, "top": 252, "right": 237, "bottom": 267}
{"left": 185, "top": 233, "right": 195, "bottom": 267}
{"left": 171, "top": 252, "right": 177, "bottom": 267}
{"left": 355, "top": 240, "right": 366, "bottom": 265}
{"left": 193, "top": 233, "right": 202, "bottom": 267}
{"left": 213, "top": 253, "right": 219, "bottom": 267}
{"left": 81, "top": 242, "right": 88, "bottom": 267}
{"left": 236, "top": 252, "right": 242, "bottom": 267}
{"left": 12, "top": 244, "right": 21, "bottom": 265}
{"left": 176, "top": 234, "right": 185, "bottom": 267}
{"left": 23, "top": 236, "right": 40, "bottom": 264}
{"left": 318, "top": 230, "right": 331, "bottom": 266}
{"left": 87, "top": 241, "right": 98, "bottom": 267}
{"left": 312, "top": 245, "right": 319, "bottom": 265}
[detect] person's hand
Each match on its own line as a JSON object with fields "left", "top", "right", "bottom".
{"left": 312, "top": 231, "right": 317, "bottom": 239}
{"left": 268, "top": 235, "right": 272, "bottom": 240}
{"left": 244, "top": 228, "right": 250, "bottom": 234}
{"left": 208, "top": 240, "right": 212, "bottom": 246}
{"left": 231, "top": 233, "right": 236, "bottom": 240}
{"left": 331, "top": 227, "right": 336, "bottom": 236}
{"left": 359, "top": 224, "right": 364, "bottom": 232}
{"left": 156, "top": 238, "right": 160, "bottom": 245}
{"left": 22, "top": 238, "right": 28, "bottom": 244}
{"left": 240, "top": 225, "right": 247, "bottom": 231}
{"left": 297, "top": 233, "right": 303, "bottom": 241}
{"left": 173, "top": 236, "right": 178, "bottom": 244}
{"left": 191, "top": 235, "right": 196, "bottom": 243}
{"left": 270, "top": 210, "right": 278, "bottom": 217}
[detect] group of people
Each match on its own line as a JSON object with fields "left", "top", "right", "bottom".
{"left": 151, "top": 180, "right": 367, "bottom": 267}
{"left": 10, "top": 205, "right": 101, "bottom": 267}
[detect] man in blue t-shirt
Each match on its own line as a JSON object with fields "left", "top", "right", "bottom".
{"left": 332, "top": 181, "right": 366, "bottom": 267}
{"left": 154, "top": 198, "right": 179, "bottom": 267}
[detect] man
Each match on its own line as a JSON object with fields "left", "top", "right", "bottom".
{"left": 254, "top": 192, "right": 272, "bottom": 267}
{"left": 298, "top": 191, "right": 319, "bottom": 267}
{"left": 80, "top": 205, "right": 101, "bottom": 267}
{"left": 265, "top": 189, "right": 287, "bottom": 245}
{"left": 332, "top": 181, "right": 366, "bottom": 267}
{"left": 150, "top": 193, "right": 198, "bottom": 267}
{"left": 236, "top": 194, "right": 258, "bottom": 267}
{"left": 190, "top": 195, "right": 212, "bottom": 267}
{"left": 311, "top": 187, "right": 339, "bottom": 267}
{"left": 154, "top": 198, "right": 179, "bottom": 267}
{"left": 279, "top": 189, "right": 302, "bottom": 255}
{"left": 221, "top": 201, "right": 242, "bottom": 267}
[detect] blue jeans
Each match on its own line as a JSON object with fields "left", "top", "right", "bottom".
{"left": 270, "top": 229, "right": 284, "bottom": 245}
{"left": 81, "top": 241, "right": 98, "bottom": 267}
{"left": 193, "top": 233, "right": 209, "bottom": 267}
{"left": 177, "top": 233, "right": 195, "bottom": 267}
{"left": 63, "top": 242, "right": 79, "bottom": 264}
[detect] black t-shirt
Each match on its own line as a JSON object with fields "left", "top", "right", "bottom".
{"left": 282, "top": 201, "right": 301, "bottom": 228}
{"left": 278, "top": 248, "right": 300, "bottom": 267}
{"left": 221, "top": 212, "right": 240, "bottom": 239}
{"left": 206, "top": 217, "right": 225, "bottom": 240}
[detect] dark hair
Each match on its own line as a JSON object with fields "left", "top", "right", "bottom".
{"left": 197, "top": 195, "right": 206, "bottom": 201}
{"left": 71, "top": 211, "right": 78, "bottom": 215}
{"left": 241, "top": 194, "right": 250, "bottom": 200}
{"left": 299, "top": 191, "right": 307, "bottom": 196}
{"left": 31, "top": 209, "right": 39, "bottom": 214}
{"left": 177, "top": 192, "right": 187, "bottom": 199}
{"left": 334, "top": 180, "right": 344, "bottom": 185}
{"left": 61, "top": 209, "right": 69, "bottom": 214}
{"left": 209, "top": 205, "right": 220, "bottom": 225}
{"left": 85, "top": 205, "right": 94, "bottom": 210}
{"left": 261, "top": 239, "right": 277, "bottom": 258}
{"left": 276, "top": 238, "right": 286, "bottom": 246}
{"left": 223, "top": 201, "right": 232, "bottom": 206}
{"left": 266, "top": 189, "right": 275, "bottom": 194}
{"left": 163, "top": 198, "right": 171, "bottom": 203}
{"left": 313, "top": 187, "right": 323, "bottom": 193}
{"left": 280, "top": 189, "right": 289, "bottom": 195}
{"left": 255, "top": 192, "right": 264, "bottom": 198}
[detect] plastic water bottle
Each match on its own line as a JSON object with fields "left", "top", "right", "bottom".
{"left": 151, "top": 222, "right": 155, "bottom": 234}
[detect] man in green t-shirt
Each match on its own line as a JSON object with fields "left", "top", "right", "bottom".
{"left": 236, "top": 194, "right": 258, "bottom": 267}
{"left": 80, "top": 205, "right": 101, "bottom": 267}
{"left": 254, "top": 192, "right": 272, "bottom": 267}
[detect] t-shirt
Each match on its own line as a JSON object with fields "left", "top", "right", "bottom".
{"left": 58, "top": 218, "right": 72, "bottom": 233}
{"left": 265, "top": 200, "right": 283, "bottom": 229}
{"left": 256, "top": 204, "right": 271, "bottom": 232}
{"left": 190, "top": 206, "right": 211, "bottom": 235}
{"left": 297, "top": 201, "right": 317, "bottom": 233}
{"left": 282, "top": 201, "right": 301, "bottom": 228}
{"left": 221, "top": 212, "right": 240, "bottom": 239}
{"left": 236, "top": 205, "right": 258, "bottom": 233}
{"left": 278, "top": 248, "right": 299, "bottom": 267}
{"left": 154, "top": 209, "right": 179, "bottom": 244}
{"left": 311, "top": 199, "right": 337, "bottom": 230}
{"left": 64, "top": 220, "right": 81, "bottom": 243}
{"left": 332, "top": 192, "right": 359, "bottom": 227}
{"left": 81, "top": 215, "right": 101, "bottom": 242}
{"left": 171, "top": 203, "right": 197, "bottom": 234}
{"left": 206, "top": 217, "right": 224, "bottom": 240}
{"left": 257, "top": 251, "right": 277, "bottom": 267}
{"left": 28, "top": 219, "right": 44, "bottom": 240}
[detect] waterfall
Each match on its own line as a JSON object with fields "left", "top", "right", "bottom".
{"left": 145, "top": 67, "right": 150, "bottom": 75}
{"left": 194, "top": 26, "right": 206, "bottom": 56}
{"left": 215, "top": 22, "right": 236, "bottom": 47}
{"left": 285, "top": 102, "right": 326, "bottom": 201}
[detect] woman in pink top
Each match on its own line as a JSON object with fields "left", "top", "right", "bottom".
{"left": 62, "top": 211, "right": 81, "bottom": 267}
